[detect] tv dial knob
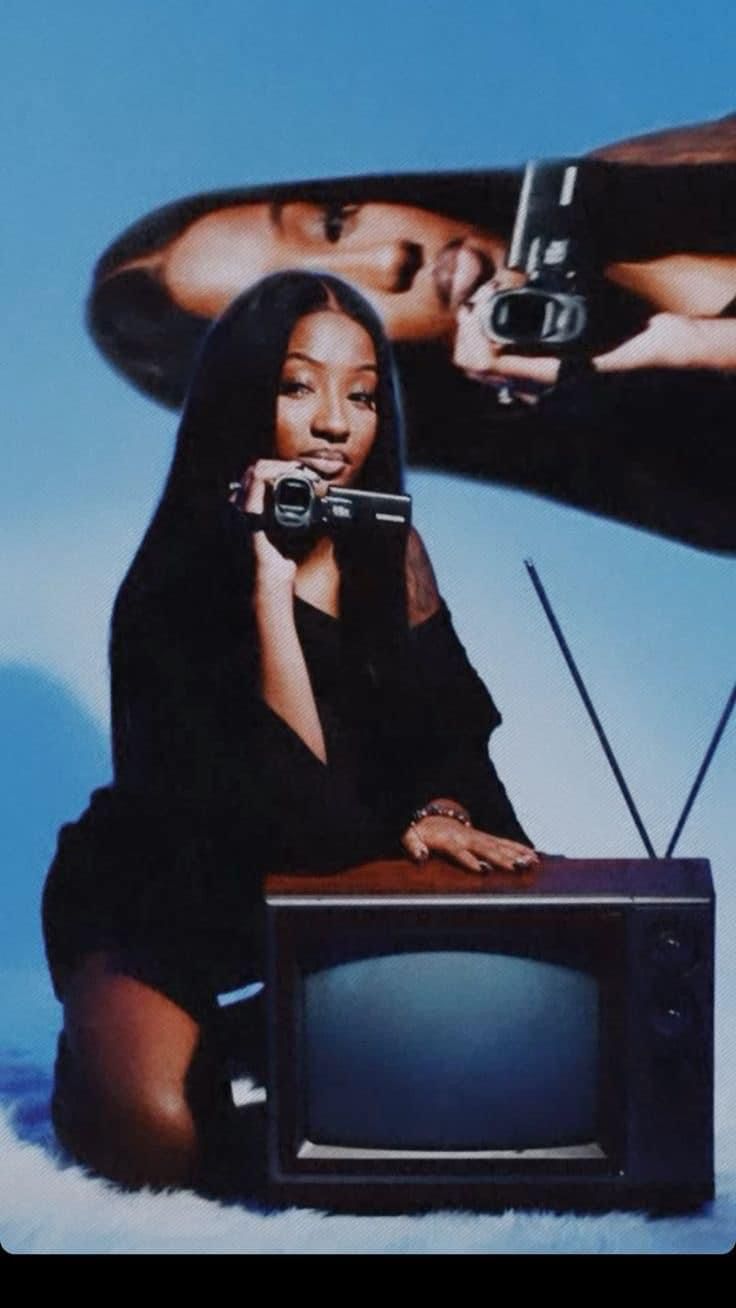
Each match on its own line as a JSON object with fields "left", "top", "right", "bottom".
{"left": 650, "top": 927, "right": 696, "bottom": 970}
{"left": 651, "top": 994, "right": 693, "bottom": 1040}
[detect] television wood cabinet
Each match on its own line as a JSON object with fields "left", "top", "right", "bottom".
{"left": 265, "top": 856, "right": 714, "bottom": 1212}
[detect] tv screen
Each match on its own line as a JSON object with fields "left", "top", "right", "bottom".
{"left": 304, "top": 949, "right": 598, "bottom": 1151}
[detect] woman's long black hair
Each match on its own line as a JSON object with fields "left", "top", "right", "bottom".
{"left": 111, "top": 271, "right": 411, "bottom": 781}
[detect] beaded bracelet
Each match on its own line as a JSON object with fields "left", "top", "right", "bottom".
{"left": 410, "top": 802, "right": 472, "bottom": 828}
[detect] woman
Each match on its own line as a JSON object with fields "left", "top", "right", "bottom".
{"left": 86, "top": 150, "right": 736, "bottom": 552}
{"left": 43, "top": 271, "right": 537, "bottom": 1192}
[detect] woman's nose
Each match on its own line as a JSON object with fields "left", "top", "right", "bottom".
{"left": 312, "top": 390, "right": 349, "bottom": 440}
{"left": 318, "top": 242, "right": 421, "bottom": 293}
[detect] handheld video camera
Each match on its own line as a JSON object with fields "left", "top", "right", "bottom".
{"left": 485, "top": 159, "right": 647, "bottom": 357}
{"left": 270, "top": 473, "right": 412, "bottom": 534}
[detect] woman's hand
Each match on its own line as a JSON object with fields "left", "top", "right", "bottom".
{"left": 453, "top": 281, "right": 736, "bottom": 386}
{"left": 230, "top": 459, "right": 323, "bottom": 588}
{"left": 401, "top": 814, "right": 540, "bottom": 876}
{"left": 233, "top": 459, "right": 328, "bottom": 762}
{"left": 452, "top": 282, "right": 559, "bottom": 390}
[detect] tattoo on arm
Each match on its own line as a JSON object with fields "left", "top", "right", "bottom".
{"left": 406, "top": 528, "right": 441, "bottom": 626}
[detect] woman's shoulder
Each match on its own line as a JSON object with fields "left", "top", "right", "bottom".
{"left": 404, "top": 556, "right": 503, "bottom": 731}
{"left": 406, "top": 526, "right": 443, "bottom": 629}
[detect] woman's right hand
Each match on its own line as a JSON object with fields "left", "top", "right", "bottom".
{"left": 452, "top": 281, "right": 560, "bottom": 389}
{"left": 229, "top": 459, "right": 322, "bottom": 589}
{"left": 402, "top": 814, "right": 540, "bottom": 876}
{"left": 235, "top": 460, "right": 329, "bottom": 763}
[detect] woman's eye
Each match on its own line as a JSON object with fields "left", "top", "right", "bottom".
{"left": 349, "top": 389, "right": 377, "bottom": 409}
{"left": 278, "top": 379, "right": 311, "bottom": 396}
{"left": 322, "top": 204, "right": 360, "bottom": 244}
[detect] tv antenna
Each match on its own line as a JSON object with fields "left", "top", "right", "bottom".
{"left": 525, "top": 560, "right": 735, "bottom": 859}
{"left": 665, "top": 682, "right": 736, "bottom": 856}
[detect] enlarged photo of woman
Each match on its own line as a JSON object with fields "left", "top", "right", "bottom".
{"left": 89, "top": 114, "right": 736, "bottom": 553}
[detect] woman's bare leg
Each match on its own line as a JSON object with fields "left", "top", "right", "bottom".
{"left": 53, "top": 952, "right": 226, "bottom": 1190}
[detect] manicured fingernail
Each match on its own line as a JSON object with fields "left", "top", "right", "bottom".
{"left": 478, "top": 861, "right": 492, "bottom": 875}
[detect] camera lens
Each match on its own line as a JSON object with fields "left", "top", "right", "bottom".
{"left": 500, "top": 292, "right": 547, "bottom": 339}
{"left": 277, "top": 479, "right": 311, "bottom": 509}
{"left": 272, "top": 473, "right": 315, "bottom": 529}
{"left": 487, "top": 289, "right": 587, "bottom": 349}
{"left": 488, "top": 290, "right": 557, "bottom": 344}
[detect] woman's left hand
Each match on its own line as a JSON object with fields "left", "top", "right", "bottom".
{"left": 401, "top": 815, "right": 540, "bottom": 875}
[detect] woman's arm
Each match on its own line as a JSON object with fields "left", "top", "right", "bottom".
{"left": 593, "top": 312, "right": 736, "bottom": 372}
{"left": 589, "top": 113, "right": 736, "bottom": 165}
{"left": 404, "top": 529, "right": 478, "bottom": 823}
{"left": 406, "top": 526, "right": 442, "bottom": 627}
{"left": 242, "top": 460, "right": 327, "bottom": 763}
{"left": 453, "top": 282, "right": 736, "bottom": 385}
{"left": 402, "top": 531, "right": 538, "bottom": 872}
{"left": 605, "top": 253, "right": 736, "bottom": 318}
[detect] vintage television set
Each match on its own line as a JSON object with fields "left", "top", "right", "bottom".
{"left": 265, "top": 856, "right": 714, "bottom": 1211}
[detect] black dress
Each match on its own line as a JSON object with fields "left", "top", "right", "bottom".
{"left": 42, "top": 594, "right": 529, "bottom": 1018}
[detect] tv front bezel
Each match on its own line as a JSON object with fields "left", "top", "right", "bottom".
{"left": 265, "top": 857, "right": 714, "bottom": 1212}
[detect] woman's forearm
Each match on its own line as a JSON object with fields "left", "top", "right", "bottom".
{"left": 606, "top": 253, "right": 736, "bottom": 318}
{"left": 254, "top": 579, "right": 327, "bottom": 764}
{"left": 595, "top": 313, "right": 736, "bottom": 372}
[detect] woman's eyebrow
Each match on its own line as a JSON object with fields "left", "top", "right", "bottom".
{"left": 285, "top": 351, "right": 377, "bottom": 372}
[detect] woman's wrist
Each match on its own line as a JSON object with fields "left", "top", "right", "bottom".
{"left": 409, "top": 799, "right": 472, "bottom": 829}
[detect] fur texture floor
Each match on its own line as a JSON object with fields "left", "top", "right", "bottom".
{"left": 2, "top": 1051, "right": 734, "bottom": 1255}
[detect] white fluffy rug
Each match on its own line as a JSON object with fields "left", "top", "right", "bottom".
{"left": 2, "top": 1051, "right": 734, "bottom": 1255}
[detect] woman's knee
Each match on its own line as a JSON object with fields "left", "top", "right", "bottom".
{"left": 55, "top": 953, "right": 212, "bottom": 1187}
{"left": 53, "top": 1048, "right": 198, "bottom": 1188}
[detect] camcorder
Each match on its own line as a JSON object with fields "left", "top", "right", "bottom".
{"left": 270, "top": 473, "right": 412, "bottom": 534}
{"left": 485, "top": 159, "right": 648, "bottom": 357}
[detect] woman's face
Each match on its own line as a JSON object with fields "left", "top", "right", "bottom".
{"left": 274, "top": 311, "right": 379, "bottom": 487}
{"left": 163, "top": 202, "right": 506, "bottom": 342}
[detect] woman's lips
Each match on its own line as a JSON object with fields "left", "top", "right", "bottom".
{"left": 299, "top": 452, "right": 350, "bottom": 479}
{"left": 434, "top": 240, "right": 495, "bottom": 311}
